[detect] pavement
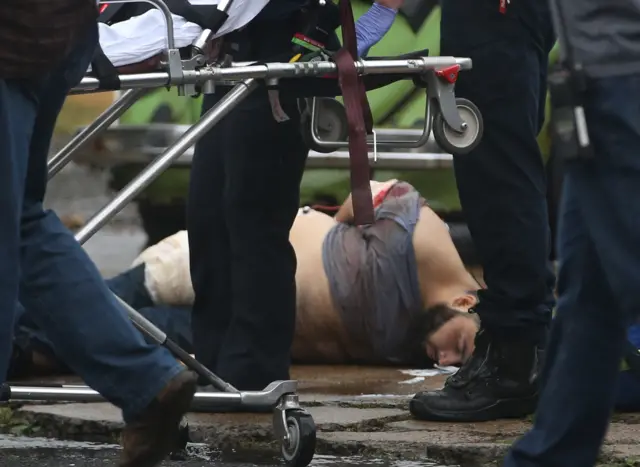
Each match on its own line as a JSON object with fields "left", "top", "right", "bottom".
{"left": 4, "top": 367, "right": 640, "bottom": 467}
{"left": 0, "top": 435, "right": 449, "bottom": 467}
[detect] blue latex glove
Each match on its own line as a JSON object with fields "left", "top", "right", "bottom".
{"left": 355, "top": 2, "right": 398, "bottom": 58}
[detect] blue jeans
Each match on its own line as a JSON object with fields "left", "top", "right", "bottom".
{"left": 504, "top": 73, "right": 640, "bottom": 466}
{"left": 0, "top": 25, "right": 183, "bottom": 422}
{"left": 104, "top": 265, "right": 194, "bottom": 353}
{"left": 12, "top": 265, "right": 194, "bottom": 377}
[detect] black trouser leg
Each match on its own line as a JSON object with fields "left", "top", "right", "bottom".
{"left": 442, "top": 0, "right": 557, "bottom": 344}
{"left": 217, "top": 90, "right": 307, "bottom": 389}
{"left": 187, "top": 20, "right": 308, "bottom": 390}
{"left": 410, "top": 0, "right": 558, "bottom": 422}
{"left": 506, "top": 73, "right": 640, "bottom": 467}
{"left": 186, "top": 92, "right": 229, "bottom": 379}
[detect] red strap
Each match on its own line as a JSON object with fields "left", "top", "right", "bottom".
{"left": 335, "top": 0, "right": 374, "bottom": 226}
{"left": 99, "top": 3, "right": 108, "bottom": 13}
{"left": 338, "top": 0, "right": 374, "bottom": 133}
{"left": 335, "top": 49, "right": 374, "bottom": 226}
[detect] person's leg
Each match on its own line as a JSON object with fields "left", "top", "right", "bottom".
{"left": 9, "top": 304, "right": 63, "bottom": 380}
{"left": 107, "top": 264, "right": 155, "bottom": 310}
{"left": 0, "top": 77, "right": 39, "bottom": 383}
{"left": 186, "top": 29, "right": 263, "bottom": 380}
{"left": 9, "top": 320, "right": 69, "bottom": 379}
{"left": 213, "top": 86, "right": 307, "bottom": 390}
{"left": 616, "top": 323, "right": 640, "bottom": 411}
{"left": 11, "top": 302, "right": 193, "bottom": 379}
{"left": 504, "top": 73, "right": 640, "bottom": 467}
{"left": 214, "top": 21, "right": 308, "bottom": 391}
{"left": 136, "top": 305, "right": 193, "bottom": 354}
{"left": 187, "top": 78, "right": 232, "bottom": 378}
{"left": 504, "top": 180, "right": 625, "bottom": 466}
{"left": 187, "top": 21, "right": 308, "bottom": 390}
{"left": 614, "top": 372, "right": 640, "bottom": 412}
{"left": 410, "top": 0, "right": 556, "bottom": 421}
{"left": 18, "top": 25, "right": 196, "bottom": 467}
{"left": 20, "top": 23, "right": 183, "bottom": 418}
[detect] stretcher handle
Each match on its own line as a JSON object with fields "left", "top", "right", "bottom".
{"left": 215, "top": 0, "right": 233, "bottom": 14}
{"left": 186, "top": 0, "right": 235, "bottom": 57}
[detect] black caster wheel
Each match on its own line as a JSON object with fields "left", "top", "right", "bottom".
{"left": 281, "top": 410, "right": 316, "bottom": 467}
{"left": 433, "top": 98, "right": 483, "bottom": 155}
{"left": 300, "top": 98, "right": 348, "bottom": 154}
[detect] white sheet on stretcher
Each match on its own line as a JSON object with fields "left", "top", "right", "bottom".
{"left": 98, "top": 0, "right": 270, "bottom": 68}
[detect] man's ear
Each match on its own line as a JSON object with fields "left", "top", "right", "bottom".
{"left": 451, "top": 293, "right": 478, "bottom": 311}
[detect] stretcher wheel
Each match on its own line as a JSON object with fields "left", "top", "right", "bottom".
{"left": 281, "top": 410, "right": 316, "bottom": 467}
{"left": 432, "top": 98, "right": 483, "bottom": 155}
{"left": 300, "top": 98, "right": 349, "bottom": 153}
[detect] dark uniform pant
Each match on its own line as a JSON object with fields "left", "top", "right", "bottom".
{"left": 187, "top": 18, "right": 308, "bottom": 390}
{"left": 504, "top": 73, "right": 640, "bottom": 467}
{"left": 441, "top": 0, "right": 557, "bottom": 343}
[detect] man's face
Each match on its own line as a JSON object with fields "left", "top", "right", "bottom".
{"left": 425, "top": 315, "right": 478, "bottom": 366}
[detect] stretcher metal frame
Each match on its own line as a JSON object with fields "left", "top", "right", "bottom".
{"left": 65, "top": 126, "right": 455, "bottom": 169}
{"left": 65, "top": 54, "right": 474, "bottom": 244}
{"left": 1, "top": 0, "right": 480, "bottom": 465}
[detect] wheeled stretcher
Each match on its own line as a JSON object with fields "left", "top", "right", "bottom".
{"left": 0, "top": 0, "right": 483, "bottom": 465}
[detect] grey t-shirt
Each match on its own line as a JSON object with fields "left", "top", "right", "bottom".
{"left": 558, "top": 0, "right": 640, "bottom": 78}
{"left": 321, "top": 182, "right": 425, "bottom": 364}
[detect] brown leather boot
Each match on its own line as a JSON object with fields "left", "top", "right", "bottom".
{"left": 120, "top": 369, "right": 198, "bottom": 467}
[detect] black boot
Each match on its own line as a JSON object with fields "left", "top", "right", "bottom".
{"left": 410, "top": 329, "right": 541, "bottom": 422}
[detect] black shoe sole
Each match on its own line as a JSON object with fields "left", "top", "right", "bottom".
{"left": 409, "top": 394, "right": 538, "bottom": 422}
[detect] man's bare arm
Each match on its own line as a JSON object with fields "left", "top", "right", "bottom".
{"left": 334, "top": 194, "right": 355, "bottom": 224}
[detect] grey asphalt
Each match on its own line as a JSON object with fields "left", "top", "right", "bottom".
{"left": 0, "top": 435, "right": 452, "bottom": 467}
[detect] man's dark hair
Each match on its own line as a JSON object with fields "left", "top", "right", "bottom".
{"left": 403, "top": 303, "right": 475, "bottom": 367}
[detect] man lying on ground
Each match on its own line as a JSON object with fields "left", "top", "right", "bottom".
{"left": 11, "top": 179, "right": 640, "bottom": 412}
{"left": 8, "top": 179, "right": 480, "bottom": 379}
